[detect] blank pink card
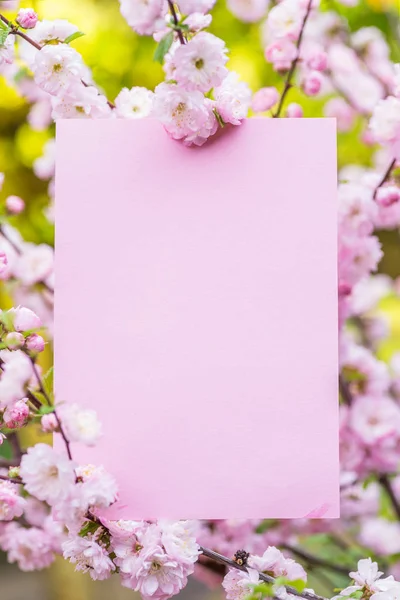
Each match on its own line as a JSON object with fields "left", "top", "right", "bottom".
{"left": 55, "top": 118, "right": 339, "bottom": 519}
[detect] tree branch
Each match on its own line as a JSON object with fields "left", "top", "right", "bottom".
{"left": 273, "top": 0, "right": 314, "bottom": 118}
{"left": 199, "top": 546, "right": 328, "bottom": 600}
{"left": 373, "top": 158, "right": 397, "bottom": 200}
{"left": 167, "top": 1, "right": 186, "bottom": 45}
{"left": 0, "top": 13, "right": 115, "bottom": 109}
{"left": 378, "top": 475, "right": 400, "bottom": 521}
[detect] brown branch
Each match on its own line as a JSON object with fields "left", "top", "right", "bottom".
{"left": 199, "top": 547, "right": 328, "bottom": 600}
{"left": 339, "top": 375, "right": 352, "bottom": 406}
{"left": 378, "top": 475, "right": 400, "bottom": 521}
{"left": 0, "top": 13, "right": 115, "bottom": 109}
{"left": 273, "top": 0, "right": 314, "bottom": 118}
{"left": 373, "top": 158, "right": 397, "bottom": 200}
{"left": 0, "top": 473, "right": 22, "bottom": 484}
{"left": 167, "top": 1, "right": 186, "bottom": 45}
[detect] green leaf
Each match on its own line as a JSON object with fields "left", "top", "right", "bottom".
{"left": 153, "top": 31, "right": 174, "bottom": 64}
{"left": 38, "top": 404, "right": 56, "bottom": 415}
{"left": 0, "top": 21, "right": 11, "bottom": 47}
{"left": 64, "top": 31, "right": 85, "bottom": 44}
{"left": 79, "top": 520, "right": 100, "bottom": 538}
{"left": 42, "top": 366, "right": 54, "bottom": 402}
{"left": 287, "top": 579, "right": 306, "bottom": 593}
{"left": 0, "top": 439, "right": 13, "bottom": 460}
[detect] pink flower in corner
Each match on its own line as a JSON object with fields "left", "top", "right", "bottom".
{"left": 16, "top": 8, "right": 38, "bottom": 29}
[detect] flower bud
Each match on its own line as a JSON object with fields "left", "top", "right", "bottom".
{"left": 251, "top": 87, "right": 279, "bottom": 113}
{"left": 302, "top": 71, "right": 322, "bottom": 96}
{"left": 26, "top": 333, "right": 45, "bottom": 353}
{"left": 13, "top": 307, "right": 42, "bottom": 332}
{"left": 6, "top": 195, "right": 25, "bottom": 215}
{"left": 286, "top": 103, "right": 303, "bottom": 118}
{"left": 5, "top": 331, "right": 25, "bottom": 350}
{"left": 41, "top": 413, "right": 58, "bottom": 433}
{"left": 307, "top": 51, "right": 327, "bottom": 72}
{"left": 4, "top": 400, "right": 29, "bottom": 429}
{"left": 16, "top": 8, "right": 38, "bottom": 29}
{"left": 8, "top": 466, "right": 20, "bottom": 479}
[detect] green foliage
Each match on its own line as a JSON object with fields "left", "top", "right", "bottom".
{"left": 154, "top": 31, "right": 174, "bottom": 63}
{"left": 64, "top": 31, "right": 85, "bottom": 44}
{"left": 0, "top": 20, "right": 11, "bottom": 46}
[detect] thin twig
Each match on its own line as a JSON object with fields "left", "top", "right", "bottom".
{"left": 0, "top": 13, "right": 115, "bottom": 109}
{"left": 339, "top": 375, "right": 352, "bottom": 406}
{"left": 0, "top": 473, "right": 22, "bottom": 484}
{"left": 167, "top": 0, "right": 186, "bottom": 45}
{"left": 378, "top": 475, "right": 400, "bottom": 521}
{"left": 373, "top": 158, "right": 397, "bottom": 200}
{"left": 199, "top": 547, "right": 328, "bottom": 600}
{"left": 273, "top": 0, "right": 314, "bottom": 118}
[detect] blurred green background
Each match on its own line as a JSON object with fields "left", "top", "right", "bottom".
{"left": 0, "top": 0, "right": 399, "bottom": 597}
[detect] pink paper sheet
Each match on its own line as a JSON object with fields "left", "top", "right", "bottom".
{"left": 55, "top": 118, "right": 339, "bottom": 519}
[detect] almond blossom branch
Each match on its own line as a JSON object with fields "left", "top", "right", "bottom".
{"left": 273, "top": 0, "right": 314, "bottom": 118}
{"left": 199, "top": 546, "right": 328, "bottom": 600}
{"left": 0, "top": 12, "right": 115, "bottom": 109}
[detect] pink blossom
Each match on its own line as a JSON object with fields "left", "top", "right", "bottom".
{"left": 214, "top": 72, "right": 251, "bottom": 125}
{"left": 265, "top": 39, "right": 297, "bottom": 71}
{"left": 5, "top": 195, "right": 25, "bottom": 214}
{"left": 119, "top": 0, "right": 166, "bottom": 36}
{"left": 222, "top": 567, "right": 260, "bottom": 600}
{"left": 302, "top": 70, "right": 323, "bottom": 96}
{"left": 32, "top": 44, "right": 85, "bottom": 96}
{"left": 0, "top": 349, "right": 33, "bottom": 409}
{"left": 12, "top": 306, "right": 42, "bottom": 332}
{"left": 324, "top": 98, "right": 355, "bottom": 132}
{"left": 183, "top": 13, "right": 212, "bottom": 32}
{"left": 4, "top": 332, "right": 25, "bottom": 350}
{"left": 251, "top": 87, "right": 279, "bottom": 112}
{"left": 173, "top": 32, "right": 228, "bottom": 93}
{"left": 16, "top": 8, "right": 38, "bottom": 29}
{"left": 13, "top": 243, "right": 54, "bottom": 286}
{"left": 153, "top": 83, "right": 216, "bottom": 146}
{"left": 120, "top": 535, "right": 193, "bottom": 600}
{"left": 286, "top": 103, "right": 303, "bottom": 118}
{"left": 41, "top": 413, "right": 58, "bottom": 433}
{"left": 51, "top": 86, "right": 111, "bottom": 119}
{"left": 115, "top": 87, "right": 154, "bottom": 118}
{"left": 267, "top": 0, "right": 304, "bottom": 40}
{"left": 359, "top": 519, "right": 400, "bottom": 555}
{"left": 0, "top": 481, "right": 26, "bottom": 521}
{"left": 227, "top": 0, "right": 269, "bottom": 23}
{"left": 3, "top": 398, "right": 29, "bottom": 428}
{"left": 376, "top": 186, "right": 400, "bottom": 207}
{"left": 63, "top": 534, "right": 115, "bottom": 580}
{"left": 0, "top": 36, "right": 14, "bottom": 68}
{"left": 349, "top": 396, "right": 400, "bottom": 445}
{"left": 33, "top": 139, "right": 55, "bottom": 180}
{"left": 57, "top": 404, "right": 102, "bottom": 446}
{"left": 20, "top": 443, "right": 76, "bottom": 505}
{"left": 160, "top": 520, "right": 200, "bottom": 564}
{"left": 0, "top": 522, "right": 55, "bottom": 571}
{"left": 76, "top": 464, "right": 118, "bottom": 509}
{"left": 307, "top": 51, "right": 327, "bottom": 71}
{"left": 26, "top": 333, "right": 45, "bottom": 353}
{"left": 178, "top": 0, "right": 216, "bottom": 13}
{"left": 370, "top": 96, "right": 400, "bottom": 159}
